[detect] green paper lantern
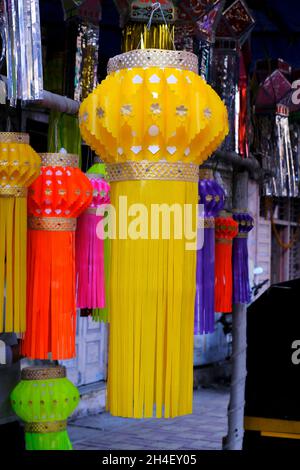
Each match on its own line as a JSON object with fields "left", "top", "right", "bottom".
{"left": 10, "top": 366, "right": 79, "bottom": 451}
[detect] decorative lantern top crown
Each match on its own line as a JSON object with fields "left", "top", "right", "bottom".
{"left": 79, "top": 49, "right": 229, "bottom": 166}
{"left": 28, "top": 153, "right": 93, "bottom": 220}
{"left": 0, "top": 132, "right": 40, "bottom": 196}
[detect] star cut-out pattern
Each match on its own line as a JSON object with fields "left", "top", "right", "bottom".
{"left": 121, "top": 104, "right": 132, "bottom": 116}
{"left": 96, "top": 107, "right": 105, "bottom": 118}
{"left": 176, "top": 105, "right": 188, "bottom": 117}
{"left": 150, "top": 103, "right": 161, "bottom": 115}
{"left": 79, "top": 112, "right": 88, "bottom": 124}
{"left": 204, "top": 108, "right": 212, "bottom": 119}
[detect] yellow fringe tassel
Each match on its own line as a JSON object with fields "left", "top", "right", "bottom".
{"left": 107, "top": 180, "right": 197, "bottom": 418}
{"left": 0, "top": 196, "right": 27, "bottom": 333}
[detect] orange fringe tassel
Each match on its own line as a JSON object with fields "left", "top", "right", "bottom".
{"left": 22, "top": 230, "right": 76, "bottom": 360}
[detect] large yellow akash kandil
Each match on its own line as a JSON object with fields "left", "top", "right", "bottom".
{"left": 80, "top": 49, "right": 228, "bottom": 418}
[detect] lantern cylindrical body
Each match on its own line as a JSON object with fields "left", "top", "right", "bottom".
{"left": 194, "top": 170, "right": 225, "bottom": 334}
{"left": 232, "top": 211, "right": 254, "bottom": 304}
{"left": 80, "top": 49, "right": 228, "bottom": 418}
{"left": 215, "top": 213, "right": 239, "bottom": 313}
{"left": 76, "top": 173, "right": 110, "bottom": 309}
{"left": 87, "top": 162, "right": 111, "bottom": 323}
{"left": 22, "top": 154, "right": 93, "bottom": 360}
{"left": 10, "top": 366, "right": 79, "bottom": 450}
{"left": 0, "top": 132, "right": 40, "bottom": 334}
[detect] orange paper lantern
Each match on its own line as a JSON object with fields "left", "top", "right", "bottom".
{"left": 215, "top": 212, "right": 238, "bottom": 313}
{"left": 22, "top": 153, "right": 93, "bottom": 360}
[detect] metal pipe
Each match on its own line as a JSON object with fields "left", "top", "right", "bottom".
{"left": 0, "top": 75, "right": 79, "bottom": 115}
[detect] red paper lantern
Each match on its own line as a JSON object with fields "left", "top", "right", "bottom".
{"left": 215, "top": 212, "right": 238, "bottom": 313}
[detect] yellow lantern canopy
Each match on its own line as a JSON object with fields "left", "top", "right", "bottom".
{"left": 80, "top": 49, "right": 228, "bottom": 418}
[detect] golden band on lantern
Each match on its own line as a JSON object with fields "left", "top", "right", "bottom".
{"left": 0, "top": 187, "right": 28, "bottom": 197}
{"left": 80, "top": 48, "right": 228, "bottom": 419}
{"left": 106, "top": 161, "right": 199, "bottom": 182}
{"left": 199, "top": 169, "right": 214, "bottom": 180}
{"left": 107, "top": 48, "right": 199, "bottom": 74}
{"left": 203, "top": 217, "right": 215, "bottom": 229}
{"left": 21, "top": 366, "right": 66, "bottom": 380}
{"left": 0, "top": 132, "right": 30, "bottom": 144}
{"left": 39, "top": 153, "right": 79, "bottom": 168}
{"left": 28, "top": 217, "right": 77, "bottom": 232}
{"left": 24, "top": 421, "right": 67, "bottom": 434}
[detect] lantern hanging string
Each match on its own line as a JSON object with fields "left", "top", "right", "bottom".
{"left": 137, "top": 1, "right": 176, "bottom": 51}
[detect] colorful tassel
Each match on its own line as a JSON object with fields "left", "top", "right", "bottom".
{"left": 215, "top": 212, "right": 238, "bottom": 313}
{"left": 232, "top": 211, "right": 254, "bottom": 304}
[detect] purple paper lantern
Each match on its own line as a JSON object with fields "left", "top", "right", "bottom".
{"left": 195, "top": 169, "right": 225, "bottom": 335}
{"left": 232, "top": 211, "right": 254, "bottom": 304}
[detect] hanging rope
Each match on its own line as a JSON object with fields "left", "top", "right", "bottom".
{"left": 137, "top": 1, "right": 176, "bottom": 51}
{"left": 264, "top": 197, "right": 300, "bottom": 250}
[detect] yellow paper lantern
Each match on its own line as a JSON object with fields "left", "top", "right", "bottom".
{"left": 0, "top": 132, "right": 40, "bottom": 333}
{"left": 80, "top": 49, "right": 228, "bottom": 418}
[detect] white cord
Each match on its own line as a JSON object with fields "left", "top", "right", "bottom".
{"left": 137, "top": 1, "right": 176, "bottom": 50}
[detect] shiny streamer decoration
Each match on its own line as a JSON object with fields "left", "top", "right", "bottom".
{"left": 254, "top": 105, "right": 298, "bottom": 197}
{"left": 194, "top": 169, "right": 225, "bottom": 335}
{"left": 22, "top": 153, "right": 93, "bottom": 360}
{"left": 0, "top": 133, "right": 40, "bottom": 334}
{"left": 74, "top": 21, "right": 99, "bottom": 102}
{"left": 215, "top": 212, "right": 238, "bottom": 313}
{"left": 123, "top": 23, "right": 175, "bottom": 51}
{"left": 232, "top": 211, "right": 254, "bottom": 305}
{"left": 3, "top": 0, "right": 43, "bottom": 103}
{"left": 289, "top": 117, "right": 300, "bottom": 192}
{"left": 76, "top": 172, "right": 110, "bottom": 310}
{"left": 211, "top": 42, "right": 239, "bottom": 153}
{"left": 79, "top": 48, "right": 228, "bottom": 418}
{"left": 10, "top": 366, "right": 79, "bottom": 450}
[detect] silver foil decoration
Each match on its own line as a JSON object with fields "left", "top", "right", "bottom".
{"left": 254, "top": 106, "right": 298, "bottom": 197}
{"left": 211, "top": 42, "right": 239, "bottom": 152}
{"left": 290, "top": 121, "right": 300, "bottom": 192}
{"left": 3, "top": 0, "right": 43, "bottom": 104}
{"left": 74, "top": 21, "right": 99, "bottom": 102}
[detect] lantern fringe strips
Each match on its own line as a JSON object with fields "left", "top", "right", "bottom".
{"left": 76, "top": 173, "right": 110, "bottom": 310}
{"left": 232, "top": 211, "right": 254, "bottom": 304}
{"left": 76, "top": 170, "right": 110, "bottom": 310}
{"left": 25, "top": 230, "right": 76, "bottom": 359}
{"left": 107, "top": 179, "right": 197, "bottom": 418}
{"left": 0, "top": 134, "right": 40, "bottom": 333}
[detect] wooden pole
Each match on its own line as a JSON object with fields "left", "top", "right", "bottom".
{"left": 223, "top": 170, "right": 249, "bottom": 450}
